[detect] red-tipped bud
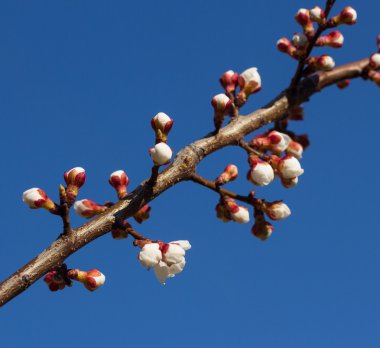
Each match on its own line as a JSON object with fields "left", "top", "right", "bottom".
{"left": 211, "top": 94, "right": 232, "bottom": 131}
{"left": 368, "top": 70, "right": 380, "bottom": 87}
{"left": 251, "top": 211, "right": 274, "bottom": 241}
{"left": 223, "top": 196, "right": 250, "bottom": 224}
{"left": 236, "top": 68, "right": 262, "bottom": 106}
{"left": 216, "top": 202, "right": 232, "bottom": 223}
{"left": 369, "top": 53, "right": 380, "bottom": 70}
{"left": 295, "top": 8, "right": 314, "bottom": 36}
{"left": 151, "top": 112, "right": 174, "bottom": 143}
{"left": 308, "top": 55, "right": 335, "bottom": 71}
{"left": 220, "top": 70, "right": 239, "bottom": 94}
{"left": 331, "top": 7, "right": 357, "bottom": 26}
{"left": 74, "top": 199, "right": 107, "bottom": 218}
{"left": 316, "top": 31, "right": 344, "bottom": 48}
{"left": 277, "top": 155, "right": 304, "bottom": 180}
{"left": 133, "top": 205, "right": 151, "bottom": 224}
{"left": 44, "top": 271, "right": 68, "bottom": 292}
{"left": 111, "top": 220, "right": 131, "bottom": 240}
{"left": 286, "top": 140, "right": 303, "bottom": 159}
{"left": 215, "top": 164, "right": 238, "bottom": 186}
{"left": 337, "top": 79, "right": 351, "bottom": 89}
{"left": 109, "top": 170, "right": 129, "bottom": 199}
{"left": 248, "top": 157, "right": 275, "bottom": 186}
{"left": 64, "top": 167, "right": 86, "bottom": 205}
{"left": 287, "top": 105, "right": 304, "bottom": 121}
{"left": 67, "top": 269, "right": 105, "bottom": 292}
{"left": 251, "top": 131, "right": 291, "bottom": 154}
{"left": 264, "top": 201, "right": 291, "bottom": 221}
{"left": 22, "top": 188, "right": 58, "bottom": 213}
{"left": 277, "top": 38, "right": 298, "bottom": 59}
{"left": 309, "top": 6, "right": 325, "bottom": 24}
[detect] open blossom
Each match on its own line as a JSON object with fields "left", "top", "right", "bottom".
{"left": 215, "top": 164, "right": 238, "bottom": 186}
{"left": 369, "top": 53, "right": 380, "bottom": 70}
{"left": 248, "top": 157, "right": 274, "bottom": 186}
{"left": 316, "top": 31, "right": 344, "bottom": 48}
{"left": 64, "top": 167, "right": 86, "bottom": 205}
{"left": 264, "top": 202, "right": 291, "bottom": 221}
{"left": 211, "top": 94, "right": 232, "bottom": 131}
{"left": 74, "top": 199, "right": 107, "bottom": 218}
{"left": 133, "top": 205, "right": 151, "bottom": 224}
{"left": 331, "top": 7, "right": 357, "bottom": 26}
{"left": 22, "top": 188, "right": 57, "bottom": 213}
{"left": 149, "top": 142, "right": 173, "bottom": 166}
{"left": 277, "top": 155, "right": 304, "bottom": 179}
{"left": 151, "top": 112, "right": 174, "bottom": 143}
{"left": 236, "top": 67, "right": 261, "bottom": 105}
{"left": 251, "top": 131, "right": 291, "bottom": 154}
{"left": 67, "top": 269, "right": 105, "bottom": 292}
{"left": 109, "top": 170, "right": 129, "bottom": 199}
{"left": 220, "top": 70, "right": 239, "bottom": 94}
{"left": 309, "top": 6, "right": 325, "bottom": 24}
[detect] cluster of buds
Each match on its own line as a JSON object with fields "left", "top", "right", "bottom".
{"left": 149, "top": 112, "right": 174, "bottom": 166}
{"left": 67, "top": 269, "right": 106, "bottom": 291}
{"left": 109, "top": 170, "right": 129, "bottom": 200}
{"left": 44, "top": 267, "right": 72, "bottom": 292}
{"left": 137, "top": 240, "right": 191, "bottom": 284}
{"left": 215, "top": 164, "right": 238, "bottom": 186}
{"left": 133, "top": 205, "right": 151, "bottom": 224}
{"left": 251, "top": 130, "right": 291, "bottom": 155}
{"left": 216, "top": 196, "right": 250, "bottom": 224}
{"left": 74, "top": 199, "right": 107, "bottom": 218}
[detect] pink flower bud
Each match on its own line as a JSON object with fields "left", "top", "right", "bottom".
{"left": 292, "top": 32, "right": 309, "bottom": 49}
{"left": 22, "top": 188, "right": 57, "bottom": 213}
{"left": 109, "top": 170, "right": 129, "bottom": 199}
{"left": 281, "top": 176, "right": 299, "bottom": 189}
{"left": 149, "top": 142, "right": 173, "bottom": 166}
{"left": 151, "top": 112, "right": 174, "bottom": 143}
{"left": 295, "top": 9, "right": 314, "bottom": 35}
{"left": 368, "top": 70, "right": 380, "bottom": 87}
{"left": 67, "top": 269, "right": 105, "bottom": 292}
{"left": 236, "top": 68, "right": 262, "bottom": 105}
{"left": 277, "top": 38, "right": 297, "bottom": 59}
{"left": 139, "top": 243, "right": 162, "bottom": 268}
{"left": 111, "top": 220, "right": 131, "bottom": 240}
{"left": 286, "top": 140, "right": 303, "bottom": 159}
{"left": 316, "top": 31, "right": 344, "bottom": 48}
{"left": 74, "top": 199, "right": 107, "bottom": 218}
{"left": 248, "top": 157, "right": 274, "bottom": 186}
{"left": 369, "top": 53, "right": 380, "bottom": 70}
{"left": 44, "top": 271, "right": 67, "bottom": 292}
{"left": 64, "top": 167, "right": 86, "bottom": 205}
{"left": 309, "top": 6, "right": 325, "bottom": 24}
{"left": 331, "top": 6, "right": 357, "bottom": 26}
{"left": 308, "top": 55, "right": 335, "bottom": 71}
{"left": 337, "top": 79, "right": 351, "bottom": 89}
{"left": 216, "top": 202, "right": 232, "bottom": 223}
{"left": 252, "top": 212, "right": 274, "bottom": 241}
{"left": 133, "top": 205, "right": 151, "bottom": 224}
{"left": 220, "top": 196, "right": 250, "bottom": 224}
{"left": 215, "top": 164, "right": 238, "bottom": 186}
{"left": 211, "top": 93, "right": 232, "bottom": 131}
{"left": 264, "top": 202, "right": 291, "bottom": 221}
{"left": 251, "top": 131, "right": 291, "bottom": 154}
{"left": 277, "top": 155, "right": 304, "bottom": 179}
{"left": 220, "top": 70, "right": 239, "bottom": 94}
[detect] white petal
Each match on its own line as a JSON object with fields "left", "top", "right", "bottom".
{"left": 153, "top": 261, "right": 171, "bottom": 284}
{"left": 170, "top": 240, "right": 191, "bottom": 251}
{"left": 138, "top": 243, "right": 162, "bottom": 268}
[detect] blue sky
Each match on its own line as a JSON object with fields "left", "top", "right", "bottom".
{"left": 0, "top": 1, "right": 379, "bottom": 347}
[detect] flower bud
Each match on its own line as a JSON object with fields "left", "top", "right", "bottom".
{"left": 111, "top": 220, "right": 131, "bottom": 240}
{"left": 316, "top": 31, "right": 344, "bottom": 48}
{"left": 211, "top": 93, "right": 232, "bottom": 131}
{"left": 231, "top": 206, "right": 250, "bottom": 224}
{"left": 292, "top": 33, "right": 309, "bottom": 50}
{"left": 308, "top": 55, "right": 335, "bottom": 71}
{"left": 44, "top": 271, "right": 68, "bottom": 291}
{"left": 331, "top": 7, "right": 357, "bottom": 26}
{"left": 309, "top": 6, "right": 325, "bottom": 24}
{"left": 251, "top": 211, "right": 274, "bottom": 241}
{"left": 64, "top": 167, "right": 86, "bottom": 205}
{"left": 248, "top": 157, "right": 274, "bottom": 186}
{"left": 264, "top": 201, "right": 291, "bottom": 221}
{"left": 215, "top": 164, "right": 238, "bottom": 186}
{"left": 286, "top": 140, "right": 303, "bottom": 159}
{"left": 133, "top": 205, "right": 151, "bottom": 224}
{"left": 236, "top": 68, "right": 262, "bottom": 106}
{"left": 368, "top": 70, "right": 380, "bottom": 87}
{"left": 336, "top": 79, "right": 350, "bottom": 89}
{"left": 149, "top": 142, "right": 173, "bottom": 166}
{"left": 22, "top": 188, "right": 58, "bottom": 213}
{"left": 281, "top": 176, "right": 299, "bottom": 189}
{"left": 251, "top": 131, "right": 291, "bottom": 154}
{"left": 67, "top": 269, "right": 105, "bottom": 292}
{"left": 109, "top": 170, "right": 129, "bottom": 199}
{"left": 220, "top": 70, "right": 239, "bottom": 94}
{"left": 277, "top": 38, "right": 298, "bottom": 59}
{"left": 369, "top": 53, "right": 380, "bottom": 70}
{"left": 138, "top": 243, "right": 162, "bottom": 268}
{"left": 151, "top": 112, "right": 174, "bottom": 143}
{"left": 74, "top": 199, "right": 107, "bottom": 218}
{"left": 216, "top": 202, "right": 232, "bottom": 223}
{"left": 295, "top": 9, "right": 314, "bottom": 35}
{"left": 277, "top": 155, "right": 304, "bottom": 179}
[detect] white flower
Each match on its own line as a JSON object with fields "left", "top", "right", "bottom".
{"left": 278, "top": 156, "right": 304, "bottom": 179}
{"left": 265, "top": 202, "right": 291, "bottom": 221}
{"left": 138, "top": 243, "right": 162, "bottom": 268}
{"left": 249, "top": 161, "right": 275, "bottom": 186}
{"left": 231, "top": 206, "right": 250, "bottom": 224}
{"left": 149, "top": 142, "right": 173, "bottom": 166}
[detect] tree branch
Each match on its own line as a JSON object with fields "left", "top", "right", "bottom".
{"left": 0, "top": 57, "right": 373, "bottom": 307}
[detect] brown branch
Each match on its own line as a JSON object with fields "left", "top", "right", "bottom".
{"left": 0, "top": 57, "right": 373, "bottom": 307}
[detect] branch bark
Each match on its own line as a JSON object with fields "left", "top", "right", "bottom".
{"left": 0, "top": 58, "right": 372, "bottom": 307}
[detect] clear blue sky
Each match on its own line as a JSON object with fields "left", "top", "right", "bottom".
{"left": 0, "top": 1, "right": 379, "bottom": 347}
